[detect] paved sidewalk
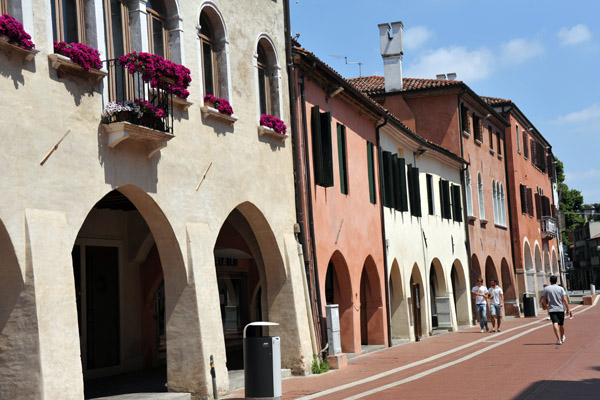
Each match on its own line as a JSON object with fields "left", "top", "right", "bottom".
{"left": 226, "top": 298, "right": 599, "bottom": 399}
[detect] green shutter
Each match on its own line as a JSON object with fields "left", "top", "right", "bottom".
{"left": 311, "top": 105, "right": 324, "bottom": 185}
{"left": 442, "top": 180, "right": 451, "bottom": 219}
{"left": 398, "top": 158, "right": 408, "bottom": 211}
{"left": 392, "top": 155, "right": 401, "bottom": 211}
{"left": 411, "top": 167, "right": 422, "bottom": 217}
{"left": 452, "top": 184, "right": 462, "bottom": 222}
{"left": 426, "top": 174, "right": 434, "bottom": 215}
{"left": 439, "top": 179, "right": 445, "bottom": 218}
{"left": 382, "top": 151, "right": 394, "bottom": 208}
{"left": 367, "top": 142, "right": 376, "bottom": 204}
{"left": 320, "top": 112, "right": 334, "bottom": 187}
{"left": 337, "top": 124, "right": 348, "bottom": 194}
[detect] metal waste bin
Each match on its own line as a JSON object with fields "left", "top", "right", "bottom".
{"left": 244, "top": 321, "right": 281, "bottom": 399}
{"left": 523, "top": 293, "right": 536, "bottom": 317}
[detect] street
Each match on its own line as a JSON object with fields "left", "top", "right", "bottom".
{"left": 228, "top": 298, "right": 599, "bottom": 400}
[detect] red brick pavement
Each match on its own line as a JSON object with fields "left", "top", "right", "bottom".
{"left": 226, "top": 300, "right": 599, "bottom": 400}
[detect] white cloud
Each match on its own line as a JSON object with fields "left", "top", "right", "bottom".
{"left": 565, "top": 169, "right": 600, "bottom": 183}
{"left": 500, "top": 38, "right": 544, "bottom": 64}
{"left": 555, "top": 104, "right": 600, "bottom": 123}
{"left": 405, "top": 45, "right": 494, "bottom": 82}
{"left": 558, "top": 24, "right": 592, "bottom": 46}
{"left": 403, "top": 26, "right": 433, "bottom": 51}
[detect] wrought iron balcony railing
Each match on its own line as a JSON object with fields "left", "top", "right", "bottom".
{"left": 102, "top": 59, "right": 174, "bottom": 135}
{"left": 541, "top": 216, "right": 558, "bottom": 238}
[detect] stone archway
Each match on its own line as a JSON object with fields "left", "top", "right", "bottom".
{"left": 524, "top": 240, "right": 535, "bottom": 294}
{"left": 389, "top": 259, "right": 410, "bottom": 339}
{"left": 501, "top": 258, "right": 518, "bottom": 316}
{"left": 485, "top": 256, "right": 497, "bottom": 285}
{"left": 551, "top": 249, "right": 559, "bottom": 276}
{"left": 451, "top": 259, "right": 470, "bottom": 326}
{"left": 472, "top": 254, "right": 482, "bottom": 285}
{"left": 359, "top": 255, "right": 384, "bottom": 346}
{"left": 534, "top": 244, "right": 544, "bottom": 296}
{"left": 429, "top": 258, "right": 449, "bottom": 330}
{"left": 324, "top": 251, "right": 354, "bottom": 353}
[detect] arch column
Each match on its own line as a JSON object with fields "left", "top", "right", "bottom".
{"left": 129, "top": 0, "right": 150, "bottom": 53}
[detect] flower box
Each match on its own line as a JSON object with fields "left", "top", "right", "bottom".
{"left": 48, "top": 53, "right": 107, "bottom": 83}
{"left": 258, "top": 125, "right": 289, "bottom": 141}
{"left": 0, "top": 35, "right": 38, "bottom": 61}
{"left": 102, "top": 121, "right": 173, "bottom": 158}
{"left": 201, "top": 105, "right": 238, "bottom": 124}
{"left": 462, "top": 130, "right": 471, "bottom": 139}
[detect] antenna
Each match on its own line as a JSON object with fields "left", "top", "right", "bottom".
{"left": 329, "top": 55, "right": 363, "bottom": 77}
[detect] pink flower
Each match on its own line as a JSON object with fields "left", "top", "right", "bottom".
{"left": 260, "top": 114, "right": 287, "bottom": 134}
{"left": 0, "top": 13, "right": 35, "bottom": 50}
{"left": 54, "top": 41, "right": 102, "bottom": 71}
{"left": 204, "top": 95, "right": 234, "bottom": 116}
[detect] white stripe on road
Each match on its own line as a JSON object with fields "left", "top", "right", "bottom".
{"left": 296, "top": 302, "right": 590, "bottom": 400}
{"left": 344, "top": 302, "right": 595, "bottom": 399}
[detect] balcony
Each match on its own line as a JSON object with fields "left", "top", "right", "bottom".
{"left": 101, "top": 59, "right": 174, "bottom": 158}
{"left": 541, "top": 216, "right": 558, "bottom": 239}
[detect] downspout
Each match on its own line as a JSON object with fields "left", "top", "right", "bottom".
{"left": 298, "top": 61, "right": 328, "bottom": 355}
{"left": 501, "top": 107, "right": 519, "bottom": 314}
{"left": 284, "top": 0, "right": 319, "bottom": 357}
{"left": 375, "top": 117, "right": 393, "bottom": 347}
{"left": 457, "top": 90, "right": 475, "bottom": 325}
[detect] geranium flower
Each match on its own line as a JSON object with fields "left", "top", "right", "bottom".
{"left": 0, "top": 13, "right": 35, "bottom": 50}
{"left": 260, "top": 114, "right": 287, "bottom": 135}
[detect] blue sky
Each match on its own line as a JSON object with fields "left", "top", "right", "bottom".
{"left": 291, "top": 0, "right": 600, "bottom": 204}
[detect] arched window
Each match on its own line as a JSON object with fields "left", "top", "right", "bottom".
{"left": 147, "top": 0, "right": 168, "bottom": 58}
{"left": 465, "top": 168, "right": 473, "bottom": 216}
{"left": 198, "top": 6, "right": 228, "bottom": 99}
{"left": 478, "top": 173, "right": 485, "bottom": 220}
{"left": 492, "top": 180, "right": 497, "bottom": 223}
{"left": 500, "top": 183, "right": 506, "bottom": 226}
{"left": 51, "top": 0, "right": 85, "bottom": 43}
{"left": 255, "top": 36, "right": 281, "bottom": 118}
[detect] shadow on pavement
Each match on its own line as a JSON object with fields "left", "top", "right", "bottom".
{"left": 513, "top": 378, "right": 600, "bottom": 399}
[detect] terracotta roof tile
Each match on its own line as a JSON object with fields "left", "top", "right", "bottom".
{"left": 481, "top": 96, "right": 511, "bottom": 106}
{"left": 348, "top": 76, "right": 463, "bottom": 95}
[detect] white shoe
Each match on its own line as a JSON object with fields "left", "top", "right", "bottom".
{"left": 480, "top": 329, "right": 485, "bottom": 333}
{"left": 562, "top": 335, "right": 566, "bottom": 343}
{"left": 545, "top": 317, "right": 551, "bottom": 320}
{"left": 556, "top": 340, "right": 562, "bottom": 345}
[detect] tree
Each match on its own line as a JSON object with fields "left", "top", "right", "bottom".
{"left": 556, "top": 158, "right": 585, "bottom": 245}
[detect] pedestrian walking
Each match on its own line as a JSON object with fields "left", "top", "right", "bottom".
{"left": 472, "top": 278, "right": 489, "bottom": 333}
{"left": 488, "top": 279, "right": 503, "bottom": 332}
{"left": 540, "top": 283, "right": 550, "bottom": 320}
{"left": 541, "top": 275, "right": 572, "bottom": 345}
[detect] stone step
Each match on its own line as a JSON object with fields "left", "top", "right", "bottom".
{"left": 228, "top": 368, "right": 292, "bottom": 392}
{"left": 90, "top": 393, "right": 190, "bottom": 400}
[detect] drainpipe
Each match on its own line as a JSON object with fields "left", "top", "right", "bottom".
{"left": 500, "top": 107, "right": 519, "bottom": 314}
{"left": 284, "top": 0, "right": 321, "bottom": 358}
{"left": 375, "top": 117, "right": 393, "bottom": 347}
{"left": 457, "top": 90, "right": 476, "bottom": 325}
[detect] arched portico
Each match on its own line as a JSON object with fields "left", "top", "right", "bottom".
{"left": 409, "top": 263, "right": 426, "bottom": 341}
{"left": 534, "top": 244, "right": 544, "bottom": 296}
{"left": 389, "top": 260, "right": 410, "bottom": 339}
{"left": 324, "top": 251, "right": 354, "bottom": 353}
{"left": 450, "top": 259, "right": 470, "bottom": 326}
{"left": 484, "top": 256, "right": 497, "bottom": 285}
{"left": 551, "top": 249, "right": 559, "bottom": 276}
{"left": 524, "top": 240, "right": 535, "bottom": 294}
{"left": 359, "top": 255, "right": 384, "bottom": 346}
{"left": 429, "top": 258, "right": 450, "bottom": 330}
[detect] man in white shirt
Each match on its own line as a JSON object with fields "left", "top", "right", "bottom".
{"left": 542, "top": 275, "right": 571, "bottom": 345}
{"left": 488, "top": 279, "right": 504, "bottom": 332}
{"left": 471, "top": 278, "right": 489, "bottom": 333}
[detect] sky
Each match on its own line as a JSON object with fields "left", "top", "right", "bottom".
{"left": 290, "top": 0, "right": 600, "bottom": 204}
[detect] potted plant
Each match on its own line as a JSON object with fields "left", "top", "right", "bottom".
{"left": 0, "top": 13, "right": 35, "bottom": 50}
{"left": 101, "top": 100, "right": 141, "bottom": 124}
{"left": 53, "top": 41, "right": 102, "bottom": 71}
{"left": 203, "top": 94, "right": 234, "bottom": 115}
{"left": 260, "top": 114, "right": 287, "bottom": 135}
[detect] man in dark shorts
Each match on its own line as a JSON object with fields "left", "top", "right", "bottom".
{"left": 541, "top": 275, "right": 572, "bottom": 345}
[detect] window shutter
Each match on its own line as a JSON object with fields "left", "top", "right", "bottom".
{"left": 527, "top": 187, "right": 534, "bottom": 217}
{"left": 542, "top": 196, "right": 551, "bottom": 217}
{"left": 397, "top": 157, "right": 408, "bottom": 211}
{"left": 439, "top": 179, "right": 445, "bottom": 218}
{"left": 442, "top": 180, "right": 451, "bottom": 219}
{"left": 367, "top": 142, "right": 376, "bottom": 204}
{"left": 337, "top": 124, "right": 348, "bottom": 194}
{"left": 320, "top": 112, "right": 334, "bottom": 187}
{"left": 382, "top": 151, "right": 394, "bottom": 208}
{"left": 411, "top": 167, "right": 421, "bottom": 217}
{"left": 452, "top": 185, "right": 463, "bottom": 222}
{"left": 535, "top": 192, "right": 542, "bottom": 220}
{"left": 426, "top": 174, "right": 434, "bottom": 215}
{"left": 547, "top": 154, "right": 554, "bottom": 179}
{"left": 523, "top": 132, "right": 529, "bottom": 159}
{"left": 311, "top": 105, "right": 324, "bottom": 185}
{"left": 520, "top": 184, "right": 527, "bottom": 214}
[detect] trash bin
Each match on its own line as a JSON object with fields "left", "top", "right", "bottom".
{"left": 523, "top": 293, "right": 536, "bottom": 317}
{"left": 244, "top": 321, "right": 281, "bottom": 399}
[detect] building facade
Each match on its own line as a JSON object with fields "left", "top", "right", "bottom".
{"left": 0, "top": 1, "right": 313, "bottom": 399}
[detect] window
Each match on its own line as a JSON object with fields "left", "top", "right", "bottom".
{"left": 257, "top": 44, "right": 271, "bottom": 115}
{"left": 382, "top": 151, "right": 394, "bottom": 207}
{"left": 103, "top": 0, "right": 131, "bottom": 101}
{"left": 199, "top": 12, "right": 218, "bottom": 97}
{"left": 311, "top": 105, "right": 333, "bottom": 187}
{"left": 51, "top": 0, "right": 85, "bottom": 43}
{"left": 535, "top": 190, "right": 542, "bottom": 221}
{"left": 426, "top": 174, "right": 435, "bottom": 215}
{"left": 527, "top": 187, "right": 534, "bottom": 217}
{"left": 465, "top": 168, "right": 474, "bottom": 216}
{"left": 523, "top": 130, "right": 529, "bottom": 159}
{"left": 0, "top": 0, "right": 6, "bottom": 14}
{"left": 520, "top": 184, "right": 527, "bottom": 215}
{"left": 516, "top": 124, "right": 521, "bottom": 154}
{"left": 477, "top": 173, "right": 485, "bottom": 220}
{"left": 367, "top": 142, "right": 376, "bottom": 204}
{"left": 460, "top": 104, "right": 471, "bottom": 134}
{"left": 488, "top": 125, "right": 494, "bottom": 149}
{"left": 473, "top": 114, "right": 483, "bottom": 142}
{"left": 381, "top": 151, "right": 410, "bottom": 211}
{"left": 439, "top": 179, "right": 451, "bottom": 219}
{"left": 451, "top": 184, "right": 462, "bottom": 222}
{"left": 255, "top": 37, "right": 281, "bottom": 119}
{"left": 147, "top": 0, "right": 168, "bottom": 58}
{"left": 407, "top": 164, "right": 421, "bottom": 217}
{"left": 497, "top": 131, "right": 502, "bottom": 156}
{"left": 500, "top": 184, "right": 506, "bottom": 225}
{"left": 337, "top": 124, "right": 348, "bottom": 195}
{"left": 492, "top": 180, "right": 498, "bottom": 222}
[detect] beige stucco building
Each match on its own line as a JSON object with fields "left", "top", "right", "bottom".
{"left": 0, "top": 0, "right": 312, "bottom": 399}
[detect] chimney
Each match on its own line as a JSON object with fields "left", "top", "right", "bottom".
{"left": 378, "top": 21, "right": 403, "bottom": 92}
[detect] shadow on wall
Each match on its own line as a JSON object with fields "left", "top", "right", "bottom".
{"left": 0, "top": 48, "right": 36, "bottom": 89}
{"left": 513, "top": 378, "right": 600, "bottom": 400}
